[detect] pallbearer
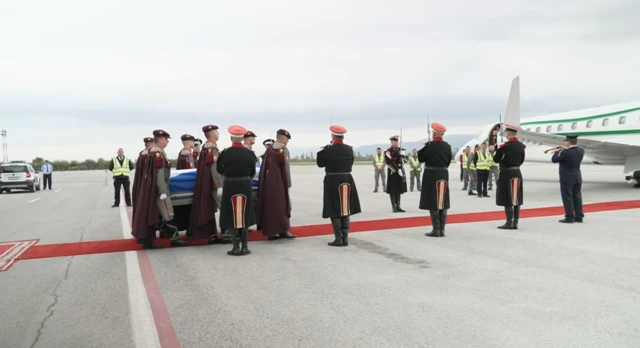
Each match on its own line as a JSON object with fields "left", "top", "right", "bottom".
{"left": 316, "top": 125, "right": 361, "bottom": 246}
{"left": 177, "top": 134, "right": 196, "bottom": 169}
{"left": 493, "top": 124, "right": 525, "bottom": 229}
{"left": 418, "top": 122, "right": 452, "bottom": 237}
{"left": 217, "top": 125, "right": 257, "bottom": 255}
{"left": 132, "top": 136, "right": 154, "bottom": 225}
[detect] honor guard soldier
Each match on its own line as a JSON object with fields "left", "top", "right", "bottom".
{"left": 131, "top": 130, "right": 189, "bottom": 249}
{"left": 418, "top": 122, "right": 452, "bottom": 237}
{"left": 551, "top": 134, "right": 585, "bottom": 223}
{"left": 177, "top": 134, "right": 197, "bottom": 169}
{"left": 193, "top": 138, "right": 203, "bottom": 163}
{"left": 259, "top": 138, "right": 275, "bottom": 164}
{"left": 384, "top": 135, "right": 408, "bottom": 212}
{"left": 316, "top": 125, "right": 362, "bottom": 247}
{"left": 493, "top": 124, "right": 525, "bottom": 229}
{"left": 132, "top": 137, "right": 154, "bottom": 225}
{"left": 217, "top": 125, "right": 258, "bottom": 255}
{"left": 190, "top": 125, "right": 229, "bottom": 243}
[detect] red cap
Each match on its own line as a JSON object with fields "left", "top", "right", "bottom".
{"left": 228, "top": 125, "right": 247, "bottom": 137}
{"left": 329, "top": 125, "right": 347, "bottom": 136}
{"left": 430, "top": 122, "right": 446, "bottom": 133}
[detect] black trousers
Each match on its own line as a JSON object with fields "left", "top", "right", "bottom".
{"left": 561, "top": 182, "right": 584, "bottom": 220}
{"left": 114, "top": 176, "right": 132, "bottom": 205}
{"left": 476, "top": 169, "right": 489, "bottom": 196}
{"left": 43, "top": 173, "right": 52, "bottom": 189}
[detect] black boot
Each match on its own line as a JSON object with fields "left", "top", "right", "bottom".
{"left": 440, "top": 209, "right": 447, "bottom": 237}
{"left": 341, "top": 216, "right": 350, "bottom": 246}
{"left": 498, "top": 206, "right": 515, "bottom": 229}
{"left": 227, "top": 229, "right": 241, "bottom": 255}
{"left": 513, "top": 206, "right": 520, "bottom": 230}
{"left": 328, "top": 218, "right": 344, "bottom": 246}
{"left": 162, "top": 219, "right": 189, "bottom": 246}
{"left": 390, "top": 195, "right": 398, "bottom": 212}
{"left": 240, "top": 228, "right": 251, "bottom": 255}
{"left": 395, "top": 194, "right": 405, "bottom": 212}
{"left": 159, "top": 221, "right": 173, "bottom": 238}
{"left": 221, "top": 229, "right": 233, "bottom": 243}
{"left": 425, "top": 210, "right": 440, "bottom": 237}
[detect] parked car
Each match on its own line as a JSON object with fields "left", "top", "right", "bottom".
{"left": 0, "top": 162, "right": 41, "bottom": 193}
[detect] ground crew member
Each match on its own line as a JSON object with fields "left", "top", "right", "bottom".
{"left": 217, "top": 125, "right": 258, "bottom": 255}
{"left": 418, "top": 123, "right": 452, "bottom": 237}
{"left": 474, "top": 142, "right": 490, "bottom": 197}
{"left": 466, "top": 145, "right": 479, "bottom": 195}
{"left": 488, "top": 144, "right": 499, "bottom": 190}
{"left": 177, "top": 134, "right": 196, "bottom": 169}
{"left": 408, "top": 148, "right": 422, "bottom": 191}
{"left": 552, "top": 134, "right": 585, "bottom": 223}
{"left": 493, "top": 124, "right": 525, "bottom": 230}
{"left": 372, "top": 147, "right": 386, "bottom": 192}
{"left": 109, "top": 148, "right": 134, "bottom": 207}
{"left": 384, "top": 136, "right": 408, "bottom": 212}
{"left": 461, "top": 146, "right": 471, "bottom": 189}
{"left": 316, "top": 125, "right": 361, "bottom": 247}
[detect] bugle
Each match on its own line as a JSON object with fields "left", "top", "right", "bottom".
{"left": 543, "top": 145, "right": 564, "bottom": 154}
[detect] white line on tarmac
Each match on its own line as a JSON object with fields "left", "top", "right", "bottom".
{"left": 28, "top": 198, "right": 41, "bottom": 203}
{"left": 119, "top": 200, "right": 161, "bottom": 348}
{"left": 55, "top": 189, "right": 61, "bottom": 192}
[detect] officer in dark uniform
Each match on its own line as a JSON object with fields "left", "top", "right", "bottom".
{"left": 493, "top": 124, "right": 525, "bottom": 229}
{"left": 418, "top": 122, "right": 452, "bottom": 237}
{"left": 216, "top": 125, "right": 258, "bottom": 255}
{"left": 551, "top": 134, "right": 584, "bottom": 223}
{"left": 384, "top": 135, "right": 408, "bottom": 212}
{"left": 316, "top": 125, "right": 362, "bottom": 247}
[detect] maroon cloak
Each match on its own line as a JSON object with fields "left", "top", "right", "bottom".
{"left": 256, "top": 145, "right": 291, "bottom": 236}
{"left": 193, "top": 150, "right": 199, "bottom": 168}
{"left": 131, "top": 150, "right": 147, "bottom": 226}
{"left": 131, "top": 151, "right": 163, "bottom": 244}
{"left": 189, "top": 146, "right": 218, "bottom": 238}
{"left": 177, "top": 150, "right": 195, "bottom": 170}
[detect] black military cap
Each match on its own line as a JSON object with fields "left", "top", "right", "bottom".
{"left": 389, "top": 135, "right": 399, "bottom": 141}
{"left": 143, "top": 137, "right": 154, "bottom": 143}
{"left": 244, "top": 131, "right": 257, "bottom": 138}
{"left": 181, "top": 134, "right": 195, "bottom": 141}
{"left": 153, "top": 129, "right": 171, "bottom": 138}
{"left": 276, "top": 129, "right": 291, "bottom": 139}
{"left": 194, "top": 138, "right": 203, "bottom": 145}
{"left": 263, "top": 138, "right": 275, "bottom": 145}
{"left": 202, "top": 125, "right": 219, "bottom": 133}
{"left": 564, "top": 134, "right": 579, "bottom": 140}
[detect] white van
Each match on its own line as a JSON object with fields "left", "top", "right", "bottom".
{"left": 0, "top": 162, "right": 41, "bottom": 193}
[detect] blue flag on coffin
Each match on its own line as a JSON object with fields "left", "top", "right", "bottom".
{"left": 252, "top": 162, "right": 260, "bottom": 187}
{"left": 169, "top": 168, "right": 197, "bottom": 193}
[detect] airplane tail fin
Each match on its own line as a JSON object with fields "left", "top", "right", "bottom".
{"left": 501, "top": 76, "right": 520, "bottom": 132}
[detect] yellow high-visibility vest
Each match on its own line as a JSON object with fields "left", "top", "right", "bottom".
{"left": 476, "top": 151, "right": 490, "bottom": 170}
{"left": 463, "top": 153, "right": 468, "bottom": 168}
{"left": 374, "top": 154, "right": 384, "bottom": 166}
{"left": 488, "top": 152, "right": 497, "bottom": 167}
{"left": 468, "top": 153, "right": 476, "bottom": 170}
{"left": 409, "top": 156, "right": 421, "bottom": 171}
{"left": 112, "top": 157, "right": 130, "bottom": 177}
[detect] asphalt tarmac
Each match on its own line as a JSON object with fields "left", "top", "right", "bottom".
{"left": 1, "top": 163, "right": 639, "bottom": 348}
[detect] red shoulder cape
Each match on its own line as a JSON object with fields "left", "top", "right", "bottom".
{"left": 131, "top": 152, "right": 161, "bottom": 242}
{"left": 256, "top": 146, "right": 291, "bottom": 227}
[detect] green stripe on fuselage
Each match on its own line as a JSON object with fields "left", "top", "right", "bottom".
{"left": 521, "top": 107, "right": 640, "bottom": 126}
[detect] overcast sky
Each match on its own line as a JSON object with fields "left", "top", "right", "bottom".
{"left": 1, "top": 0, "right": 639, "bottom": 161}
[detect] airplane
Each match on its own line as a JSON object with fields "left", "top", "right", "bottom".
{"left": 455, "top": 76, "right": 640, "bottom": 187}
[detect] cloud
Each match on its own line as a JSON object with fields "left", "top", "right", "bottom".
{"left": 1, "top": 0, "right": 639, "bottom": 160}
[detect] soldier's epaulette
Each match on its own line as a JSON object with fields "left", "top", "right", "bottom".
{"left": 179, "top": 148, "right": 191, "bottom": 155}
{"left": 203, "top": 142, "right": 215, "bottom": 149}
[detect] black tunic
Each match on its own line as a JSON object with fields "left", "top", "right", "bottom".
{"left": 216, "top": 144, "right": 257, "bottom": 229}
{"left": 493, "top": 138, "right": 525, "bottom": 206}
{"left": 417, "top": 139, "right": 452, "bottom": 210}
{"left": 384, "top": 147, "right": 408, "bottom": 195}
{"left": 317, "top": 142, "right": 362, "bottom": 218}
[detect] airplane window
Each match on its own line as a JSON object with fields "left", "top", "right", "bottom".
{"left": 619, "top": 116, "right": 626, "bottom": 124}
{"left": 571, "top": 122, "right": 577, "bottom": 129}
{"left": 536, "top": 127, "right": 541, "bottom": 132}
{"left": 546, "top": 125, "right": 552, "bottom": 132}
{"left": 587, "top": 120, "right": 593, "bottom": 128}
{"left": 602, "top": 118, "right": 609, "bottom": 126}
{"left": 557, "top": 124, "right": 563, "bottom": 131}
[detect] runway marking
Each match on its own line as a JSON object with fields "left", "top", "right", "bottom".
{"left": 120, "top": 189, "right": 180, "bottom": 348}
{"left": 0, "top": 240, "right": 38, "bottom": 271}
{"left": 14, "top": 199, "right": 640, "bottom": 260}
{"left": 28, "top": 198, "right": 41, "bottom": 203}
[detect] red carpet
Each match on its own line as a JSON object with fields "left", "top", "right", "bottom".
{"left": 15, "top": 199, "right": 640, "bottom": 261}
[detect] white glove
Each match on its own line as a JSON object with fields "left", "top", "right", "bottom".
{"left": 217, "top": 187, "right": 223, "bottom": 196}
{"left": 400, "top": 150, "right": 406, "bottom": 156}
{"left": 160, "top": 193, "right": 167, "bottom": 200}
